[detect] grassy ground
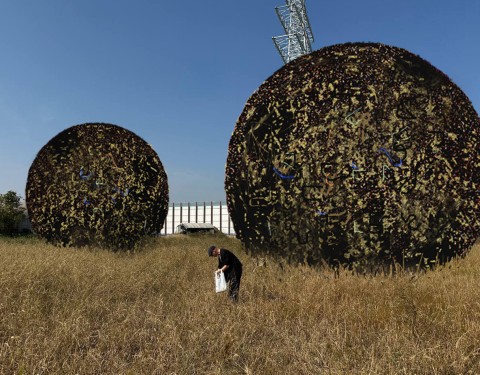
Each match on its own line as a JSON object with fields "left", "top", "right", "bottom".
{"left": 0, "top": 234, "right": 479, "bottom": 374}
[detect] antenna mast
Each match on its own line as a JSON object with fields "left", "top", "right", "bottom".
{"left": 272, "top": 0, "right": 314, "bottom": 64}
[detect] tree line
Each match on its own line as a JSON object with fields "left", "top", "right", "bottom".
{"left": 0, "top": 191, "right": 27, "bottom": 236}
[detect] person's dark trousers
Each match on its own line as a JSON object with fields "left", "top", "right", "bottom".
{"left": 227, "top": 269, "right": 242, "bottom": 302}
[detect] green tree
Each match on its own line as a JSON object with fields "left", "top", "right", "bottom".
{"left": 0, "top": 191, "right": 25, "bottom": 236}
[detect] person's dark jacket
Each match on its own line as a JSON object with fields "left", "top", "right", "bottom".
{"left": 218, "top": 248, "right": 242, "bottom": 280}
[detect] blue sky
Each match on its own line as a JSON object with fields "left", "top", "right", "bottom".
{"left": 0, "top": 0, "right": 478, "bottom": 203}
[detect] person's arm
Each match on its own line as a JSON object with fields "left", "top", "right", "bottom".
{"left": 216, "top": 249, "right": 230, "bottom": 273}
{"left": 218, "top": 264, "right": 229, "bottom": 273}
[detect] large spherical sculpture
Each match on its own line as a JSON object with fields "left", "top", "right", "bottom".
{"left": 26, "top": 123, "right": 169, "bottom": 249}
{"left": 226, "top": 43, "right": 480, "bottom": 267}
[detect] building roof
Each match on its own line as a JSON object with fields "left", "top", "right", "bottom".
{"left": 177, "top": 223, "right": 217, "bottom": 229}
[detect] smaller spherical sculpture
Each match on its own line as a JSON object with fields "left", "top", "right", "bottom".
{"left": 225, "top": 43, "right": 480, "bottom": 267}
{"left": 26, "top": 123, "right": 169, "bottom": 249}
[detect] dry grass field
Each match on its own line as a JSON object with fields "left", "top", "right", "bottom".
{"left": 0, "top": 234, "right": 479, "bottom": 374}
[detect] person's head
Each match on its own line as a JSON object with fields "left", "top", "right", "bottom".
{"left": 208, "top": 245, "right": 219, "bottom": 257}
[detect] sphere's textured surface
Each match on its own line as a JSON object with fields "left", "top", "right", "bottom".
{"left": 226, "top": 43, "right": 480, "bottom": 266}
{"left": 27, "top": 123, "right": 169, "bottom": 249}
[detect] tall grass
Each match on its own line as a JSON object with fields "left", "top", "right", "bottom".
{"left": 0, "top": 234, "right": 479, "bottom": 374}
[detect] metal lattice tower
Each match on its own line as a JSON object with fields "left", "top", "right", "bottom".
{"left": 272, "top": 0, "right": 314, "bottom": 64}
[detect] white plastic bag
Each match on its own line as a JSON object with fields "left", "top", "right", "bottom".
{"left": 215, "top": 271, "right": 227, "bottom": 293}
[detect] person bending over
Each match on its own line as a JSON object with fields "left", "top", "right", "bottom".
{"left": 208, "top": 245, "right": 243, "bottom": 302}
